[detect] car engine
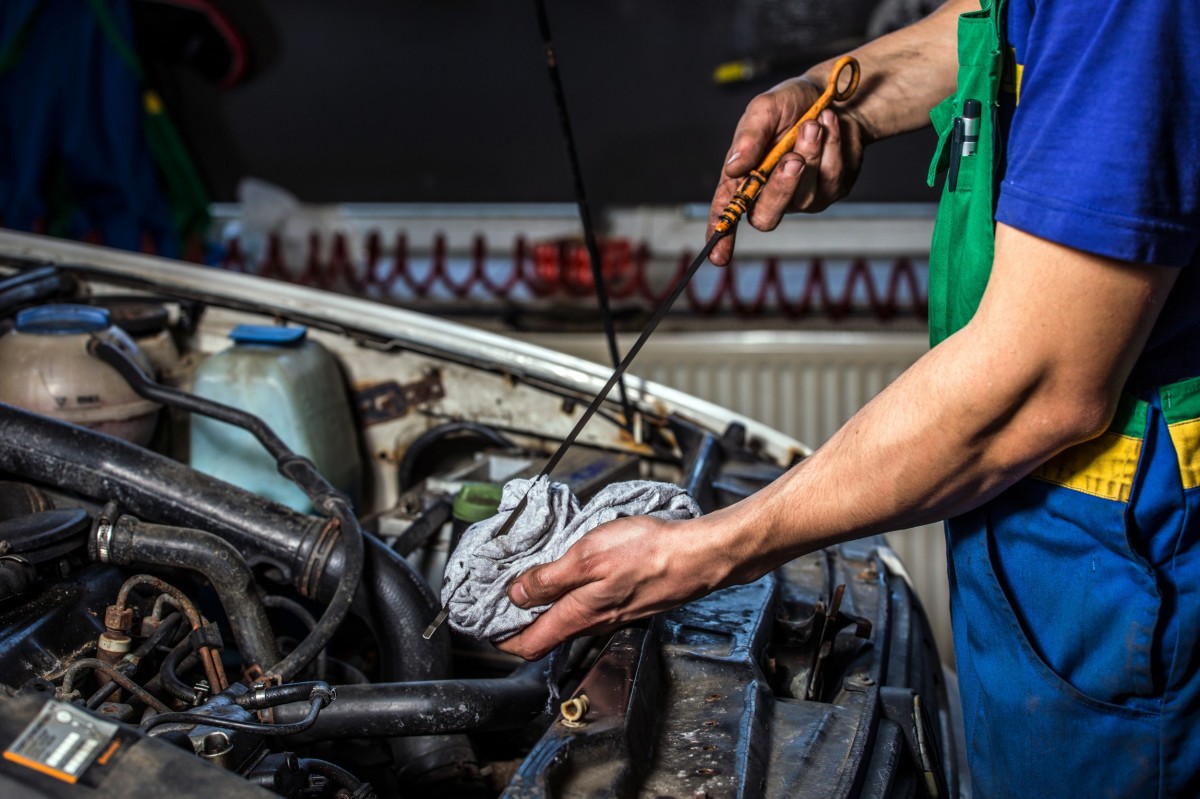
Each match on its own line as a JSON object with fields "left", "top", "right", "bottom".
{"left": 0, "top": 250, "right": 962, "bottom": 798}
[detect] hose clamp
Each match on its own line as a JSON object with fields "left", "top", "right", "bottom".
{"left": 95, "top": 520, "right": 114, "bottom": 563}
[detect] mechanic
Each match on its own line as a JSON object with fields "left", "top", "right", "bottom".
{"left": 499, "top": 1, "right": 1200, "bottom": 795}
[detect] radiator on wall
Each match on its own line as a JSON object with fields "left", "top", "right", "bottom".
{"left": 518, "top": 329, "right": 954, "bottom": 666}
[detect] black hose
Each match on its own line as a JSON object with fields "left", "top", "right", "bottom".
{"left": 143, "top": 695, "right": 327, "bottom": 736}
{"left": 100, "top": 515, "right": 282, "bottom": 676}
{"left": 264, "top": 595, "right": 327, "bottom": 681}
{"left": 0, "top": 403, "right": 466, "bottom": 779}
{"left": 0, "top": 559, "right": 35, "bottom": 603}
{"left": 389, "top": 498, "right": 451, "bottom": 557}
{"left": 299, "top": 758, "right": 376, "bottom": 799}
{"left": 353, "top": 534, "right": 480, "bottom": 782}
{"left": 159, "top": 635, "right": 200, "bottom": 704}
{"left": 324, "top": 656, "right": 369, "bottom": 685}
{"left": 0, "top": 402, "right": 440, "bottom": 675}
{"left": 89, "top": 337, "right": 338, "bottom": 503}
{"left": 0, "top": 266, "right": 74, "bottom": 318}
{"left": 83, "top": 342, "right": 364, "bottom": 684}
{"left": 273, "top": 659, "right": 550, "bottom": 741}
{"left": 395, "top": 421, "right": 514, "bottom": 491}
{"left": 143, "top": 650, "right": 200, "bottom": 701}
{"left": 0, "top": 481, "right": 52, "bottom": 521}
{"left": 233, "top": 680, "right": 333, "bottom": 710}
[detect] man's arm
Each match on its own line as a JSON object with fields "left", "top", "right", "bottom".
{"left": 498, "top": 224, "right": 1178, "bottom": 659}
{"left": 710, "top": 0, "right": 975, "bottom": 265}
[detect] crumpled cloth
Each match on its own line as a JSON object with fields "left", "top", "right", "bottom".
{"left": 442, "top": 477, "right": 701, "bottom": 642}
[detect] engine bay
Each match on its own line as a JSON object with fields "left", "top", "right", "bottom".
{"left": 0, "top": 239, "right": 960, "bottom": 798}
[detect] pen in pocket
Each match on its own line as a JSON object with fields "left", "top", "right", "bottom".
{"left": 948, "top": 98, "right": 981, "bottom": 193}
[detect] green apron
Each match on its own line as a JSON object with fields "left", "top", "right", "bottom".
{"left": 926, "top": 0, "right": 1007, "bottom": 346}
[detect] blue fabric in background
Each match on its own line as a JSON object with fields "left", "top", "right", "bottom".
{"left": 0, "top": 0, "right": 176, "bottom": 255}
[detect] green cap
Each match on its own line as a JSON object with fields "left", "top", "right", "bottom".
{"left": 452, "top": 482, "right": 505, "bottom": 524}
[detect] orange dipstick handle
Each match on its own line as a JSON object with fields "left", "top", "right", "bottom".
{"left": 714, "top": 55, "right": 861, "bottom": 235}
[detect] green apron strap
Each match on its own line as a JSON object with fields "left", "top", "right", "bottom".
{"left": 925, "top": 0, "right": 1008, "bottom": 347}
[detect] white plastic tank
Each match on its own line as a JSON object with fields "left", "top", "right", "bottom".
{"left": 0, "top": 304, "right": 159, "bottom": 444}
{"left": 189, "top": 325, "right": 362, "bottom": 513}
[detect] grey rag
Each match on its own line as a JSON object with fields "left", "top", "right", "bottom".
{"left": 441, "top": 477, "right": 701, "bottom": 642}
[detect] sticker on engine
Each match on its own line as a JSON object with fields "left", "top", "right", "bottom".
{"left": 3, "top": 700, "right": 120, "bottom": 784}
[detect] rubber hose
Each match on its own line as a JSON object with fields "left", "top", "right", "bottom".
{"left": 273, "top": 659, "right": 550, "bottom": 741}
{"left": 159, "top": 635, "right": 199, "bottom": 703}
{"left": 264, "top": 595, "right": 328, "bottom": 681}
{"left": 0, "top": 266, "right": 75, "bottom": 318}
{"left": 0, "top": 404, "right": 468, "bottom": 778}
{"left": 84, "top": 342, "right": 363, "bottom": 683}
{"left": 0, "top": 481, "right": 52, "bottom": 521}
{"left": 102, "top": 515, "right": 282, "bottom": 675}
{"left": 396, "top": 421, "right": 514, "bottom": 491}
{"left": 299, "top": 758, "right": 375, "bottom": 798}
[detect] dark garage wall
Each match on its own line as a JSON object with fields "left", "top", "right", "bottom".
{"left": 177, "top": 0, "right": 939, "bottom": 207}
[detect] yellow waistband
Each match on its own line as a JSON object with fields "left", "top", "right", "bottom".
{"left": 1031, "top": 376, "right": 1200, "bottom": 501}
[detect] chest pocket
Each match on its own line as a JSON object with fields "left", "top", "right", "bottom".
{"left": 926, "top": 1, "right": 1007, "bottom": 347}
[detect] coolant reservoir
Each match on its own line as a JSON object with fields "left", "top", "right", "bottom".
{"left": 189, "top": 325, "right": 362, "bottom": 513}
{"left": 0, "top": 305, "right": 159, "bottom": 444}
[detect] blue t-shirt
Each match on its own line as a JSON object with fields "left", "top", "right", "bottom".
{"left": 996, "top": 0, "right": 1200, "bottom": 392}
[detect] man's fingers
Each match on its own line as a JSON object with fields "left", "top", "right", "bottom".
{"left": 788, "top": 120, "right": 825, "bottom": 211}
{"left": 708, "top": 175, "right": 740, "bottom": 266}
{"left": 723, "top": 95, "right": 785, "bottom": 179}
{"left": 496, "top": 590, "right": 622, "bottom": 661}
{"left": 508, "top": 554, "right": 587, "bottom": 608}
{"left": 709, "top": 231, "right": 736, "bottom": 267}
{"left": 748, "top": 154, "right": 805, "bottom": 231}
{"left": 814, "top": 110, "right": 846, "bottom": 208}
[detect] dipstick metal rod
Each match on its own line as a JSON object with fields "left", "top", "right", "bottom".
{"left": 533, "top": 0, "right": 633, "bottom": 427}
{"left": 422, "top": 57, "right": 860, "bottom": 640}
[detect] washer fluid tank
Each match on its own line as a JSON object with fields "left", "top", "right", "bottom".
{"left": 0, "top": 304, "right": 160, "bottom": 445}
{"left": 189, "top": 325, "right": 362, "bottom": 513}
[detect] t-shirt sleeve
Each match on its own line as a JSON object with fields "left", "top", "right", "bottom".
{"left": 995, "top": 0, "right": 1200, "bottom": 266}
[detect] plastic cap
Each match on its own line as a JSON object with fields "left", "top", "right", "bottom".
{"left": 453, "top": 482, "right": 505, "bottom": 524}
{"left": 229, "top": 325, "right": 307, "bottom": 345}
{"left": 15, "top": 304, "right": 111, "bottom": 335}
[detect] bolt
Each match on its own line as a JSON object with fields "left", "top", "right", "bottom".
{"left": 560, "top": 694, "right": 590, "bottom": 723}
{"left": 845, "top": 672, "right": 875, "bottom": 690}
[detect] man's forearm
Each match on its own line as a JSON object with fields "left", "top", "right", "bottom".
{"left": 802, "top": 0, "right": 974, "bottom": 143}
{"left": 704, "top": 224, "right": 1178, "bottom": 585}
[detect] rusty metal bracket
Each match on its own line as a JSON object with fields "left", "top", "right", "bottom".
{"left": 355, "top": 370, "right": 444, "bottom": 426}
{"left": 781, "top": 583, "right": 873, "bottom": 701}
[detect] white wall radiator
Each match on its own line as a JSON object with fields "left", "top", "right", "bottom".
{"left": 518, "top": 329, "right": 953, "bottom": 666}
